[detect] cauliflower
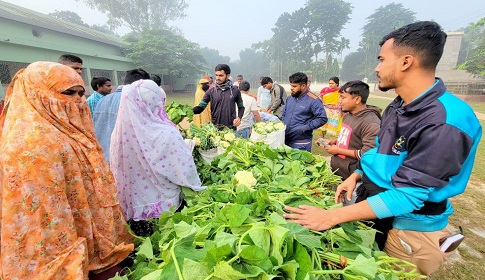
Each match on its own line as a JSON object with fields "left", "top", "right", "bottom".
{"left": 224, "top": 132, "right": 236, "bottom": 142}
{"left": 234, "top": 170, "right": 257, "bottom": 188}
{"left": 265, "top": 123, "right": 275, "bottom": 133}
{"left": 254, "top": 122, "right": 264, "bottom": 128}
{"left": 254, "top": 127, "right": 266, "bottom": 135}
{"left": 253, "top": 121, "right": 285, "bottom": 135}
{"left": 219, "top": 141, "right": 230, "bottom": 148}
{"left": 274, "top": 122, "right": 285, "bottom": 130}
{"left": 193, "top": 137, "right": 201, "bottom": 146}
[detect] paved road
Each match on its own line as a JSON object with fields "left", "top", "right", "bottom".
{"left": 370, "top": 94, "right": 485, "bottom": 121}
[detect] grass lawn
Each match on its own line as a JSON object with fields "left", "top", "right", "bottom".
{"left": 467, "top": 102, "right": 485, "bottom": 115}
{"left": 170, "top": 91, "right": 485, "bottom": 279}
{"left": 167, "top": 91, "right": 196, "bottom": 106}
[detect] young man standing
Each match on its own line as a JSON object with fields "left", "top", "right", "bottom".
{"left": 257, "top": 76, "right": 271, "bottom": 109}
{"left": 87, "top": 77, "right": 112, "bottom": 117}
{"left": 193, "top": 64, "right": 245, "bottom": 130}
{"left": 261, "top": 77, "right": 287, "bottom": 119}
{"left": 58, "top": 54, "right": 83, "bottom": 75}
{"left": 285, "top": 21, "right": 482, "bottom": 276}
{"left": 234, "top": 74, "right": 243, "bottom": 87}
{"left": 281, "top": 72, "right": 327, "bottom": 151}
{"left": 237, "top": 80, "right": 261, "bottom": 139}
{"left": 319, "top": 80, "right": 381, "bottom": 180}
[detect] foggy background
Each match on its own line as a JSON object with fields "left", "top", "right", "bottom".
{"left": 4, "top": 0, "right": 484, "bottom": 61}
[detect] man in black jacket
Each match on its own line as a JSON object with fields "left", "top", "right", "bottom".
{"left": 193, "top": 64, "right": 245, "bottom": 130}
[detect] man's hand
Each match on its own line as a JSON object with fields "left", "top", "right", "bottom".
{"left": 283, "top": 205, "right": 335, "bottom": 231}
{"left": 233, "top": 117, "right": 241, "bottom": 127}
{"left": 335, "top": 174, "right": 359, "bottom": 204}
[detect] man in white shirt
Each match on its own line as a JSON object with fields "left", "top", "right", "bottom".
{"left": 257, "top": 76, "right": 271, "bottom": 109}
{"left": 236, "top": 80, "right": 261, "bottom": 138}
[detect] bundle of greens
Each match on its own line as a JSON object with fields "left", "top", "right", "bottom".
{"left": 165, "top": 102, "right": 194, "bottom": 125}
{"left": 113, "top": 139, "right": 425, "bottom": 280}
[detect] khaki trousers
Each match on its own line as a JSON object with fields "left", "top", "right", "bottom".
{"left": 384, "top": 226, "right": 454, "bottom": 276}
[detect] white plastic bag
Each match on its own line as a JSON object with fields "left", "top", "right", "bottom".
{"left": 198, "top": 147, "right": 226, "bottom": 164}
{"left": 250, "top": 126, "right": 286, "bottom": 148}
{"left": 184, "top": 139, "right": 196, "bottom": 153}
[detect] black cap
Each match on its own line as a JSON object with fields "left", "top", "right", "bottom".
{"left": 239, "top": 80, "right": 250, "bottom": 91}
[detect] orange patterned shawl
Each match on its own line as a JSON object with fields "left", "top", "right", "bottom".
{"left": 0, "top": 62, "right": 133, "bottom": 279}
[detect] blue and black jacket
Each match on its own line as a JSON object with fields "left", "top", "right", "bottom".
{"left": 281, "top": 90, "right": 327, "bottom": 144}
{"left": 357, "top": 79, "right": 482, "bottom": 232}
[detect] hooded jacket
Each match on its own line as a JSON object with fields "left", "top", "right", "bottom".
{"left": 331, "top": 105, "right": 381, "bottom": 179}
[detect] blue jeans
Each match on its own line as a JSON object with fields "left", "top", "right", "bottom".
{"left": 236, "top": 127, "right": 250, "bottom": 139}
{"left": 286, "top": 141, "right": 312, "bottom": 152}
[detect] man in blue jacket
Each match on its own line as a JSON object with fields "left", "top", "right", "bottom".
{"left": 281, "top": 72, "right": 327, "bottom": 151}
{"left": 284, "top": 21, "right": 482, "bottom": 276}
{"left": 93, "top": 69, "right": 150, "bottom": 161}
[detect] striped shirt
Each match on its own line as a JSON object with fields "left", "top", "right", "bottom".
{"left": 86, "top": 91, "right": 103, "bottom": 118}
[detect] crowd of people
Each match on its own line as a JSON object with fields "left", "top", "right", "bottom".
{"left": 285, "top": 21, "right": 482, "bottom": 277}
{"left": 0, "top": 57, "right": 204, "bottom": 278}
{"left": 0, "top": 21, "right": 481, "bottom": 279}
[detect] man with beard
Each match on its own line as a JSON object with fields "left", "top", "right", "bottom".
{"left": 281, "top": 72, "right": 327, "bottom": 151}
{"left": 284, "top": 21, "right": 482, "bottom": 276}
{"left": 193, "top": 64, "right": 245, "bottom": 130}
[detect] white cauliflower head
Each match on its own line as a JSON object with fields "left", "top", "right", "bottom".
{"left": 224, "top": 132, "right": 236, "bottom": 142}
{"left": 234, "top": 170, "right": 257, "bottom": 188}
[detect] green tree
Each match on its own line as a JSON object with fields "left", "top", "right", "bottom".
{"left": 77, "top": 0, "right": 188, "bottom": 33}
{"left": 48, "top": 10, "right": 116, "bottom": 35}
{"left": 123, "top": 29, "right": 205, "bottom": 89}
{"left": 342, "top": 3, "right": 416, "bottom": 81}
{"left": 90, "top": 24, "right": 116, "bottom": 35}
{"left": 304, "top": 0, "right": 352, "bottom": 65}
{"left": 340, "top": 51, "right": 366, "bottom": 81}
{"left": 312, "top": 56, "right": 340, "bottom": 83}
{"left": 253, "top": 12, "right": 302, "bottom": 82}
{"left": 48, "top": 10, "right": 87, "bottom": 26}
{"left": 200, "top": 47, "right": 231, "bottom": 74}
{"left": 232, "top": 48, "right": 271, "bottom": 83}
{"left": 458, "top": 18, "right": 485, "bottom": 77}
{"left": 254, "top": 0, "right": 351, "bottom": 83}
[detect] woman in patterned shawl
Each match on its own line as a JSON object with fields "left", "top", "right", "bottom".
{"left": 0, "top": 61, "right": 133, "bottom": 279}
{"left": 110, "top": 79, "right": 204, "bottom": 235}
{"left": 318, "top": 76, "right": 343, "bottom": 138}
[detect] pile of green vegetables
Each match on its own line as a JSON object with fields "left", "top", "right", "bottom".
{"left": 113, "top": 124, "right": 425, "bottom": 280}
{"left": 189, "top": 123, "right": 236, "bottom": 151}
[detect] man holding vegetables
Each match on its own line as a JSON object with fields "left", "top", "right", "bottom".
{"left": 285, "top": 21, "right": 482, "bottom": 276}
